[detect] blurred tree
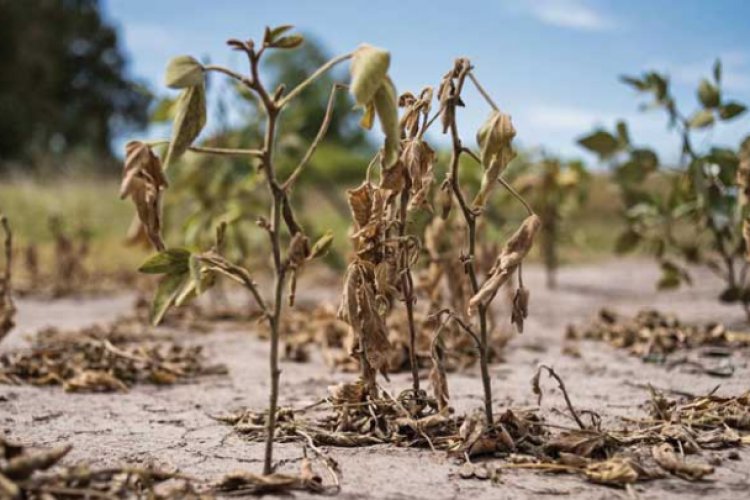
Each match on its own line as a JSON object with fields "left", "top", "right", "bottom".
{"left": 0, "top": 0, "right": 150, "bottom": 165}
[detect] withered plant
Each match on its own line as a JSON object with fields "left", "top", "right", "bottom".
{"left": 121, "top": 26, "right": 390, "bottom": 475}
{"left": 338, "top": 57, "right": 539, "bottom": 428}
{"left": 435, "top": 59, "right": 539, "bottom": 426}
{"left": 514, "top": 156, "right": 590, "bottom": 289}
{"left": 0, "top": 214, "right": 15, "bottom": 342}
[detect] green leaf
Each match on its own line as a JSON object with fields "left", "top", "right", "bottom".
{"left": 577, "top": 130, "right": 620, "bottom": 158}
{"left": 165, "top": 83, "right": 207, "bottom": 168}
{"left": 151, "top": 271, "right": 191, "bottom": 325}
{"left": 718, "top": 101, "right": 747, "bottom": 120}
{"left": 697, "top": 79, "right": 720, "bottom": 108}
{"left": 688, "top": 109, "right": 715, "bottom": 129}
{"left": 139, "top": 248, "right": 191, "bottom": 274}
{"left": 150, "top": 97, "right": 176, "bottom": 123}
{"left": 309, "top": 231, "right": 334, "bottom": 259}
{"left": 272, "top": 35, "right": 304, "bottom": 49}
{"left": 620, "top": 75, "right": 646, "bottom": 91}
{"left": 165, "top": 56, "right": 204, "bottom": 89}
{"left": 657, "top": 261, "right": 689, "bottom": 290}
{"left": 350, "top": 44, "right": 390, "bottom": 107}
{"left": 267, "top": 24, "right": 294, "bottom": 43}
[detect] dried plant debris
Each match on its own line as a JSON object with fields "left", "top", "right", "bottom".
{"left": 0, "top": 214, "right": 15, "bottom": 342}
{"left": 0, "top": 436, "right": 210, "bottom": 499}
{"left": 568, "top": 308, "right": 750, "bottom": 370}
{"left": 214, "top": 457, "right": 337, "bottom": 496}
{"left": 218, "top": 372, "right": 749, "bottom": 492}
{"left": 0, "top": 316, "right": 226, "bottom": 391}
{"left": 266, "top": 303, "right": 509, "bottom": 376}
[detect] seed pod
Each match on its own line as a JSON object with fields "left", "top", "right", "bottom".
{"left": 165, "top": 55, "right": 204, "bottom": 89}
{"left": 468, "top": 215, "right": 540, "bottom": 315}
{"left": 350, "top": 44, "right": 390, "bottom": 107}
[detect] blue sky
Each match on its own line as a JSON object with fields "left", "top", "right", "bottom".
{"left": 103, "top": 0, "right": 750, "bottom": 163}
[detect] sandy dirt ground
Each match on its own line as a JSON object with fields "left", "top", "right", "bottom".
{"left": 2, "top": 259, "right": 749, "bottom": 499}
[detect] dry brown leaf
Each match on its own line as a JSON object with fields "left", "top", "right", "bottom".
{"left": 652, "top": 443, "right": 714, "bottom": 480}
{"left": 468, "top": 215, "right": 540, "bottom": 315}
{"left": 121, "top": 141, "right": 168, "bottom": 251}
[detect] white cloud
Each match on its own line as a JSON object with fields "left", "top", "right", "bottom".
{"left": 509, "top": 0, "right": 615, "bottom": 31}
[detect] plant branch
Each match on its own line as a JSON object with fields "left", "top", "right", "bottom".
{"left": 278, "top": 53, "right": 352, "bottom": 108}
{"left": 282, "top": 83, "right": 347, "bottom": 190}
{"left": 467, "top": 71, "right": 499, "bottom": 111}
{"left": 205, "top": 64, "right": 253, "bottom": 88}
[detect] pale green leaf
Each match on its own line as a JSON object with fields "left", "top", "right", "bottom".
{"left": 165, "top": 55, "right": 204, "bottom": 89}
{"left": 139, "top": 248, "right": 191, "bottom": 274}
{"left": 350, "top": 44, "right": 390, "bottom": 107}
{"left": 165, "top": 83, "right": 207, "bottom": 168}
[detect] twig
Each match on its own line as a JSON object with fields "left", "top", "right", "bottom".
{"left": 283, "top": 83, "right": 347, "bottom": 190}
{"left": 278, "top": 53, "right": 352, "bottom": 108}
{"left": 533, "top": 365, "right": 586, "bottom": 430}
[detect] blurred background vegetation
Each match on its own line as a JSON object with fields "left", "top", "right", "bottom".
{"left": 0, "top": 0, "right": 623, "bottom": 287}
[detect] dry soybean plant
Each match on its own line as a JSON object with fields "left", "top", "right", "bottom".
{"left": 0, "top": 214, "right": 15, "bottom": 342}
{"left": 338, "top": 57, "right": 540, "bottom": 430}
{"left": 120, "top": 26, "right": 396, "bottom": 476}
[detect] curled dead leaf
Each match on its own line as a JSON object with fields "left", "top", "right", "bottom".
{"left": 468, "top": 215, "right": 540, "bottom": 315}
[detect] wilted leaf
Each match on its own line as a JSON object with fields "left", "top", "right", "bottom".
{"left": 349, "top": 44, "right": 390, "bottom": 106}
{"left": 468, "top": 215, "right": 541, "bottom": 315}
{"left": 165, "top": 55, "right": 204, "bottom": 89}
{"left": 373, "top": 77, "right": 400, "bottom": 168}
{"left": 165, "top": 83, "right": 207, "bottom": 168}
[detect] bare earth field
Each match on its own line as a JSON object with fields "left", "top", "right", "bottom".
{"left": 2, "top": 259, "right": 749, "bottom": 499}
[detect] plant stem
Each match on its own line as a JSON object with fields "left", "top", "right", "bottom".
{"left": 397, "top": 183, "right": 420, "bottom": 393}
{"left": 278, "top": 53, "right": 352, "bottom": 108}
{"left": 447, "top": 118, "right": 493, "bottom": 426}
{"left": 246, "top": 49, "right": 286, "bottom": 476}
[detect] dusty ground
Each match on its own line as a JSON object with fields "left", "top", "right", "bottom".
{"left": 2, "top": 259, "right": 749, "bottom": 499}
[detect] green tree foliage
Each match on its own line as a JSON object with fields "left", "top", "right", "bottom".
{"left": 0, "top": 0, "right": 150, "bottom": 164}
